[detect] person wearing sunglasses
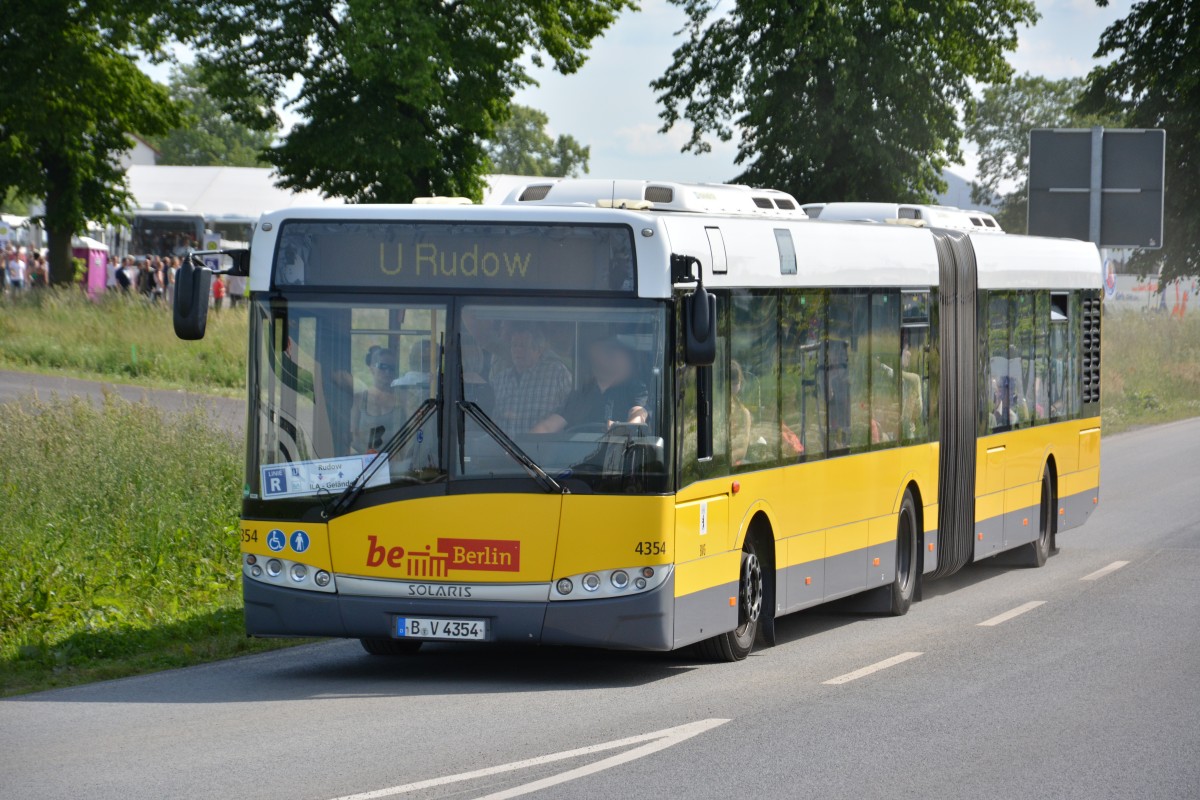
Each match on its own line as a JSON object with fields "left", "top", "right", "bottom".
{"left": 351, "top": 345, "right": 405, "bottom": 453}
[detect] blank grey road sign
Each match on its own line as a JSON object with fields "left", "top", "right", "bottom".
{"left": 1028, "top": 128, "right": 1165, "bottom": 248}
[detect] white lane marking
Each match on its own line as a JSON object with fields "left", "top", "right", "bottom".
{"left": 822, "top": 652, "right": 923, "bottom": 685}
{"left": 326, "top": 718, "right": 730, "bottom": 800}
{"left": 1081, "top": 560, "right": 1131, "bottom": 582}
{"left": 977, "top": 600, "right": 1047, "bottom": 627}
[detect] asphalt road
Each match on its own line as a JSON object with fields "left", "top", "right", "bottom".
{"left": 0, "top": 369, "right": 244, "bottom": 435}
{"left": 2, "top": 418, "right": 1197, "bottom": 800}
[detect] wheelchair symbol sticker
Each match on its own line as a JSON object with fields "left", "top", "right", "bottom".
{"left": 266, "top": 529, "right": 286, "bottom": 552}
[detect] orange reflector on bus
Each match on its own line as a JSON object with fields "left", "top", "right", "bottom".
{"left": 977, "top": 532, "right": 984, "bottom": 541}
{"left": 731, "top": 481, "right": 741, "bottom": 494}
{"left": 928, "top": 543, "right": 935, "bottom": 552}
{"left": 1060, "top": 508, "right": 1066, "bottom": 515}
{"left": 1093, "top": 497, "right": 1098, "bottom": 504}
{"left": 729, "top": 597, "right": 736, "bottom": 607}
{"left": 1022, "top": 518, "right": 1029, "bottom": 527}
{"left": 805, "top": 577, "right": 812, "bottom": 585}
{"left": 872, "top": 557, "right": 880, "bottom": 567}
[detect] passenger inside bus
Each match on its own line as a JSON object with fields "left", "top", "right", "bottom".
{"left": 350, "top": 346, "right": 406, "bottom": 453}
{"left": 730, "top": 360, "right": 753, "bottom": 464}
{"left": 491, "top": 323, "right": 572, "bottom": 433}
{"left": 533, "top": 334, "right": 649, "bottom": 433}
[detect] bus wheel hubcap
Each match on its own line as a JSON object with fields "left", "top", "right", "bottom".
{"left": 741, "top": 553, "right": 763, "bottom": 625}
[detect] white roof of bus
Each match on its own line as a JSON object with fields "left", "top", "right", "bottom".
{"left": 250, "top": 193, "right": 1100, "bottom": 296}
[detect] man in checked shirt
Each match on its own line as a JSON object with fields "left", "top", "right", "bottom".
{"left": 491, "top": 322, "right": 572, "bottom": 433}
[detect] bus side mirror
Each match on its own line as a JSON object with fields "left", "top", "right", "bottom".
{"left": 174, "top": 258, "right": 212, "bottom": 340}
{"left": 685, "top": 286, "right": 717, "bottom": 366}
{"left": 674, "top": 254, "right": 716, "bottom": 366}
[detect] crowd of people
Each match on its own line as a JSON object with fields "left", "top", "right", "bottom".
{"left": 4, "top": 245, "right": 49, "bottom": 290}
{"left": 1, "top": 244, "right": 242, "bottom": 307}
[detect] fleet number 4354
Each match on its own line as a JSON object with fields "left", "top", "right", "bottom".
{"left": 635, "top": 541, "right": 666, "bottom": 556}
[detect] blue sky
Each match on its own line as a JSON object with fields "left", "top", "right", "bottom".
{"left": 512, "top": 0, "right": 1136, "bottom": 184}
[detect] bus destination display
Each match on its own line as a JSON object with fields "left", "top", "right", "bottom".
{"left": 274, "top": 221, "right": 636, "bottom": 293}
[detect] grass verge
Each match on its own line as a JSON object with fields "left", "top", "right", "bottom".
{"left": 1101, "top": 311, "right": 1200, "bottom": 434}
{"left": 0, "top": 395, "right": 305, "bottom": 697}
{"left": 0, "top": 288, "right": 247, "bottom": 395}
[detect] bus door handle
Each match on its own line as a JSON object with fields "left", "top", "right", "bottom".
{"left": 986, "top": 445, "right": 1006, "bottom": 455}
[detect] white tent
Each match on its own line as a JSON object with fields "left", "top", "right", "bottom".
{"left": 125, "top": 166, "right": 344, "bottom": 217}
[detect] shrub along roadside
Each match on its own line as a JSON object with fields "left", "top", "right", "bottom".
{"left": 0, "top": 395, "right": 303, "bottom": 697}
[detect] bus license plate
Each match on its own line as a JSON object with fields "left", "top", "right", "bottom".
{"left": 397, "top": 617, "right": 486, "bottom": 641}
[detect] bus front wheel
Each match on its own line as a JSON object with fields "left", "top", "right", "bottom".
{"left": 697, "top": 539, "right": 764, "bottom": 662}
{"left": 360, "top": 637, "right": 423, "bottom": 656}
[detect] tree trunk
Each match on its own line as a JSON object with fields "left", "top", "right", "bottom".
{"left": 43, "top": 173, "right": 76, "bottom": 287}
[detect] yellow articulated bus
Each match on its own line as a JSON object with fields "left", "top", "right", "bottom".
{"left": 173, "top": 179, "right": 1101, "bottom": 661}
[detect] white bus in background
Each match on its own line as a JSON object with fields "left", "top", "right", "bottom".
{"left": 802, "top": 202, "right": 1004, "bottom": 233}
{"left": 111, "top": 204, "right": 207, "bottom": 261}
{"left": 206, "top": 214, "right": 257, "bottom": 304}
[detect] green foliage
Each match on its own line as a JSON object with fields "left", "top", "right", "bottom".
{"left": 653, "top": 0, "right": 1037, "bottom": 203}
{"left": 0, "top": 288, "right": 247, "bottom": 394}
{"left": 0, "top": 394, "right": 271, "bottom": 696}
{"left": 1101, "top": 311, "right": 1200, "bottom": 433}
{"left": 488, "top": 105, "right": 591, "bottom": 177}
{"left": 0, "top": 1, "right": 188, "bottom": 284}
{"left": 149, "top": 63, "right": 277, "bottom": 168}
{"left": 1078, "top": 0, "right": 1200, "bottom": 280}
{"left": 965, "top": 74, "right": 1120, "bottom": 233}
{"left": 190, "top": 0, "right": 631, "bottom": 203}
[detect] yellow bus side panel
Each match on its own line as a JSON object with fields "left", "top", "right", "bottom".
{"left": 554, "top": 495, "right": 675, "bottom": 578}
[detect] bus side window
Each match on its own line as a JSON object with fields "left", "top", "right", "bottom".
{"left": 870, "top": 290, "right": 901, "bottom": 446}
{"left": 1049, "top": 292, "right": 1071, "bottom": 420}
{"left": 900, "top": 290, "right": 930, "bottom": 444}
{"left": 731, "top": 291, "right": 780, "bottom": 468}
{"left": 827, "top": 292, "right": 870, "bottom": 453}
{"left": 1012, "top": 291, "right": 1035, "bottom": 427}
{"left": 986, "top": 291, "right": 1013, "bottom": 432}
{"left": 782, "top": 291, "right": 827, "bottom": 460}
{"left": 1034, "top": 291, "right": 1050, "bottom": 424}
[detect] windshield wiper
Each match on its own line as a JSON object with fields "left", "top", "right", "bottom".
{"left": 323, "top": 398, "right": 439, "bottom": 519}
{"left": 457, "top": 400, "right": 565, "bottom": 494}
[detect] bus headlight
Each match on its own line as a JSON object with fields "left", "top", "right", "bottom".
{"left": 314, "top": 570, "right": 331, "bottom": 587}
{"left": 290, "top": 564, "right": 307, "bottom": 582}
{"left": 266, "top": 559, "right": 282, "bottom": 577}
{"left": 549, "top": 565, "right": 672, "bottom": 601}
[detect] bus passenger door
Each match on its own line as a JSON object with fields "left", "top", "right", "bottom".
{"left": 672, "top": 487, "right": 734, "bottom": 648}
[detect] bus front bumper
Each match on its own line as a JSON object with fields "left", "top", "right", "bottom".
{"left": 242, "top": 573, "right": 676, "bottom": 652}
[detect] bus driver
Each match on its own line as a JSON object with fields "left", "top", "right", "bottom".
{"left": 532, "top": 334, "right": 649, "bottom": 433}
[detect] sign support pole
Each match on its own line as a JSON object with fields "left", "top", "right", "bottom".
{"left": 1088, "top": 126, "right": 1104, "bottom": 247}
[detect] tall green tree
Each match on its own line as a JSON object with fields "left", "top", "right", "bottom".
{"left": 0, "top": 2, "right": 185, "bottom": 284}
{"left": 487, "top": 105, "right": 590, "bottom": 177}
{"left": 653, "top": 0, "right": 1038, "bottom": 203}
{"left": 1078, "top": 0, "right": 1199, "bottom": 280}
{"left": 191, "top": 0, "right": 630, "bottom": 203}
{"left": 151, "top": 64, "right": 277, "bottom": 167}
{"left": 966, "top": 74, "right": 1117, "bottom": 233}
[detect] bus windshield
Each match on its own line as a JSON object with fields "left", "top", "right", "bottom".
{"left": 249, "top": 297, "right": 668, "bottom": 510}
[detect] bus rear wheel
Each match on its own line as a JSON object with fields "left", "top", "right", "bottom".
{"left": 1019, "top": 467, "right": 1055, "bottom": 568}
{"left": 697, "top": 539, "right": 764, "bottom": 662}
{"left": 889, "top": 490, "right": 919, "bottom": 616}
{"left": 360, "top": 637, "right": 423, "bottom": 656}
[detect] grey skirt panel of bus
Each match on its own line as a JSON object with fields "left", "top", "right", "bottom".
{"left": 932, "top": 231, "right": 978, "bottom": 579}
